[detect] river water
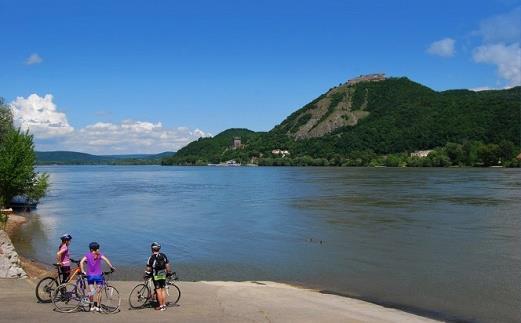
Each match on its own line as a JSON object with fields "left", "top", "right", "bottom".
{"left": 11, "top": 166, "right": 521, "bottom": 322}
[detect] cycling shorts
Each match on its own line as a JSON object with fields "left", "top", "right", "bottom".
{"left": 87, "top": 275, "right": 104, "bottom": 285}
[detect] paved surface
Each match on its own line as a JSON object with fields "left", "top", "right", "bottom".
{"left": 0, "top": 279, "right": 441, "bottom": 323}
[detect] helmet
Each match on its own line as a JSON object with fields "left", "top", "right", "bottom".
{"left": 89, "top": 242, "right": 100, "bottom": 251}
{"left": 151, "top": 242, "right": 161, "bottom": 250}
{"left": 60, "top": 234, "right": 72, "bottom": 241}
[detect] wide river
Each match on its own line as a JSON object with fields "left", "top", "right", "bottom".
{"left": 12, "top": 166, "right": 521, "bottom": 322}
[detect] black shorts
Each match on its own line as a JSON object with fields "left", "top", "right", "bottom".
{"left": 152, "top": 278, "right": 166, "bottom": 289}
{"left": 60, "top": 266, "right": 71, "bottom": 283}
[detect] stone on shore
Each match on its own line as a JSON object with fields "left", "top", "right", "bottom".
{"left": 0, "top": 230, "right": 27, "bottom": 278}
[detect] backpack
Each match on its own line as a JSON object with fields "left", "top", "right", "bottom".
{"left": 153, "top": 253, "right": 167, "bottom": 271}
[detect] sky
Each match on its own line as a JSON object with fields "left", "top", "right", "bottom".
{"left": 1, "top": 0, "right": 520, "bottom": 154}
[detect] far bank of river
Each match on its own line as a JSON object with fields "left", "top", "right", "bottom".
{"left": 10, "top": 165, "right": 521, "bottom": 322}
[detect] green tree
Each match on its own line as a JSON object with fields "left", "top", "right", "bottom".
{"left": 477, "top": 143, "right": 501, "bottom": 166}
{"left": 445, "top": 143, "right": 464, "bottom": 165}
{"left": 0, "top": 128, "right": 49, "bottom": 208}
{"left": 462, "top": 141, "right": 479, "bottom": 166}
{"left": 0, "top": 98, "right": 13, "bottom": 144}
{"left": 498, "top": 140, "right": 515, "bottom": 161}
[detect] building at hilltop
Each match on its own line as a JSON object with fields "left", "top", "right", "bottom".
{"left": 231, "top": 137, "right": 243, "bottom": 150}
{"left": 347, "top": 73, "right": 386, "bottom": 85}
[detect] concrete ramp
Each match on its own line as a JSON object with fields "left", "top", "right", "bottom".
{"left": 0, "top": 279, "right": 440, "bottom": 322}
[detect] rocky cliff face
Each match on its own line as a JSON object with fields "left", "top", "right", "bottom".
{"left": 274, "top": 81, "right": 371, "bottom": 139}
{"left": 0, "top": 230, "right": 27, "bottom": 278}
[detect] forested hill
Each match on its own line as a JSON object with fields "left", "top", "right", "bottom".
{"left": 162, "top": 77, "right": 521, "bottom": 167}
{"left": 166, "top": 129, "right": 263, "bottom": 165}
{"left": 36, "top": 151, "right": 175, "bottom": 165}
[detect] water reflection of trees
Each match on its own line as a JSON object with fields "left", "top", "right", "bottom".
{"left": 10, "top": 212, "right": 52, "bottom": 261}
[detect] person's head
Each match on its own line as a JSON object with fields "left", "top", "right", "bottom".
{"left": 60, "top": 233, "right": 72, "bottom": 245}
{"left": 89, "top": 242, "right": 100, "bottom": 253}
{"left": 151, "top": 242, "right": 161, "bottom": 253}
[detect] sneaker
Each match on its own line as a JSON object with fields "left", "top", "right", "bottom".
{"left": 160, "top": 306, "right": 166, "bottom": 311}
{"left": 90, "top": 306, "right": 96, "bottom": 312}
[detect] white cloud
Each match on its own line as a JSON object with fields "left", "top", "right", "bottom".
{"left": 25, "top": 53, "right": 43, "bottom": 65}
{"left": 473, "top": 42, "right": 521, "bottom": 86}
{"left": 61, "top": 120, "right": 211, "bottom": 154}
{"left": 427, "top": 38, "right": 455, "bottom": 57}
{"left": 476, "top": 7, "right": 521, "bottom": 43}
{"left": 10, "top": 94, "right": 211, "bottom": 153}
{"left": 471, "top": 7, "right": 521, "bottom": 87}
{"left": 10, "top": 94, "right": 74, "bottom": 138}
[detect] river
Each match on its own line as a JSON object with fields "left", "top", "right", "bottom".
{"left": 11, "top": 166, "right": 521, "bottom": 322}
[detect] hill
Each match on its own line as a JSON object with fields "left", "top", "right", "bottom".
{"left": 162, "top": 129, "right": 262, "bottom": 165}
{"left": 162, "top": 76, "right": 521, "bottom": 167}
{"left": 36, "top": 151, "right": 175, "bottom": 165}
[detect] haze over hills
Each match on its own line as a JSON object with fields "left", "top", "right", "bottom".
{"left": 163, "top": 76, "right": 521, "bottom": 167}
{"left": 36, "top": 151, "right": 175, "bottom": 165}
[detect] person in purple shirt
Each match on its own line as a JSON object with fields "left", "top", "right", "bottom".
{"left": 80, "top": 242, "right": 115, "bottom": 312}
{"left": 56, "top": 233, "right": 72, "bottom": 283}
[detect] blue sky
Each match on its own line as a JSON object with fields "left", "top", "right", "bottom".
{"left": 1, "top": 0, "right": 520, "bottom": 153}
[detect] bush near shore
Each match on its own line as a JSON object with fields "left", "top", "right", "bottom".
{"left": 0, "top": 98, "right": 49, "bottom": 213}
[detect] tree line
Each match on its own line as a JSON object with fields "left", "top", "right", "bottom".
{"left": 0, "top": 97, "right": 48, "bottom": 227}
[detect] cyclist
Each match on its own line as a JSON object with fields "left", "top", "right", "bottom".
{"left": 145, "top": 242, "right": 172, "bottom": 311}
{"left": 80, "top": 242, "right": 115, "bottom": 312}
{"left": 56, "top": 234, "right": 72, "bottom": 283}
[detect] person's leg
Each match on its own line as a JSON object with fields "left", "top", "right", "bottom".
{"left": 158, "top": 279, "right": 167, "bottom": 308}
{"left": 61, "top": 266, "right": 70, "bottom": 283}
{"left": 96, "top": 282, "right": 102, "bottom": 311}
{"left": 88, "top": 282, "right": 96, "bottom": 310}
{"left": 157, "top": 288, "right": 165, "bottom": 307}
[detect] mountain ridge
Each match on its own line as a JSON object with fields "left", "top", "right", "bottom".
{"left": 162, "top": 76, "right": 521, "bottom": 167}
{"left": 36, "top": 151, "right": 175, "bottom": 165}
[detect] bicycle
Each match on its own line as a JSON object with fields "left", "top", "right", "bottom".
{"left": 52, "top": 270, "right": 120, "bottom": 314}
{"left": 35, "top": 259, "right": 81, "bottom": 303}
{"left": 128, "top": 272, "right": 181, "bottom": 309}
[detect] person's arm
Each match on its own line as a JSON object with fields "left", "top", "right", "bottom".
{"left": 79, "top": 256, "right": 87, "bottom": 274}
{"left": 164, "top": 254, "right": 172, "bottom": 274}
{"left": 56, "top": 248, "right": 64, "bottom": 264}
{"left": 144, "top": 256, "right": 152, "bottom": 277}
{"left": 101, "top": 255, "right": 115, "bottom": 271}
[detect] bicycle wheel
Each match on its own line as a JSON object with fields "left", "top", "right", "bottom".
{"left": 35, "top": 276, "right": 58, "bottom": 303}
{"left": 52, "top": 282, "right": 86, "bottom": 313}
{"left": 166, "top": 282, "right": 181, "bottom": 305}
{"left": 99, "top": 285, "right": 120, "bottom": 313}
{"left": 129, "top": 283, "right": 151, "bottom": 309}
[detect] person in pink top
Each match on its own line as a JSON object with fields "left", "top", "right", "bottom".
{"left": 80, "top": 242, "right": 115, "bottom": 312}
{"left": 56, "top": 234, "right": 72, "bottom": 283}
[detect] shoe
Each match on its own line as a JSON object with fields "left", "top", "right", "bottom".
{"left": 90, "top": 306, "right": 96, "bottom": 312}
{"left": 160, "top": 305, "right": 166, "bottom": 311}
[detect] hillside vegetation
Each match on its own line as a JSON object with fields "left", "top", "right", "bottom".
{"left": 36, "top": 151, "right": 175, "bottom": 165}
{"left": 162, "top": 77, "right": 521, "bottom": 167}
